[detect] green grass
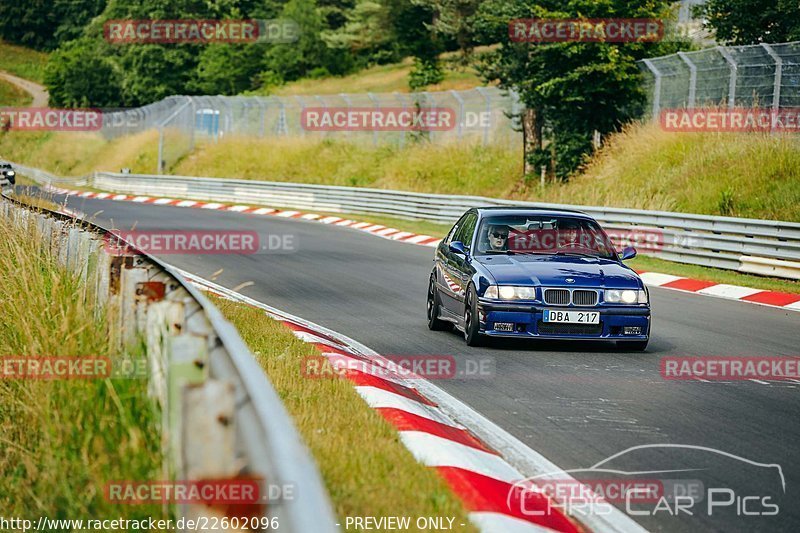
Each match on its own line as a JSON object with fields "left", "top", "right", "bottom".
{"left": 273, "top": 59, "right": 483, "bottom": 95}
{"left": 0, "top": 77, "right": 32, "bottom": 106}
{"left": 0, "top": 208, "right": 165, "bottom": 519}
{"left": 264, "top": 52, "right": 487, "bottom": 96}
{"left": 0, "top": 40, "right": 49, "bottom": 83}
{"left": 212, "top": 296, "right": 477, "bottom": 527}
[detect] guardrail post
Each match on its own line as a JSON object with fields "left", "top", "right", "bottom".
{"left": 182, "top": 380, "right": 241, "bottom": 522}
{"left": 166, "top": 334, "right": 209, "bottom": 477}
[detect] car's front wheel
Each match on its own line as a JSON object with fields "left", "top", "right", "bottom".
{"left": 427, "top": 276, "right": 450, "bottom": 331}
{"left": 463, "top": 285, "right": 483, "bottom": 346}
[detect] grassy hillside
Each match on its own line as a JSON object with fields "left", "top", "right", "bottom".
{"left": 0, "top": 77, "right": 31, "bottom": 105}
{"left": 269, "top": 56, "right": 484, "bottom": 96}
{"left": 0, "top": 130, "right": 160, "bottom": 175}
{"left": 174, "top": 122, "right": 800, "bottom": 221}
{"left": 2, "top": 121, "right": 798, "bottom": 222}
{"left": 0, "top": 40, "right": 48, "bottom": 83}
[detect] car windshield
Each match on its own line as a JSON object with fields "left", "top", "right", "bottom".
{"left": 475, "top": 214, "right": 617, "bottom": 260}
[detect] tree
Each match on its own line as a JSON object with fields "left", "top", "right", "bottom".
{"left": 0, "top": 0, "right": 106, "bottom": 50}
{"left": 388, "top": 0, "right": 443, "bottom": 90}
{"left": 474, "top": 0, "right": 688, "bottom": 179}
{"left": 45, "top": 37, "right": 122, "bottom": 107}
{"left": 414, "top": 0, "right": 484, "bottom": 60}
{"left": 321, "top": 0, "right": 400, "bottom": 66}
{"left": 699, "top": 0, "right": 800, "bottom": 44}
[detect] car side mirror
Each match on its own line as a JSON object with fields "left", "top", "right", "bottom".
{"left": 449, "top": 241, "right": 469, "bottom": 257}
{"left": 620, "top": 246, "right": 637, "bottom": 261}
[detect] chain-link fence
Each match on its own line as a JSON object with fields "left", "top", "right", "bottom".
{"left": 100, "top": 88, "right": 522, "bottom": 173}
{"left": 639, "top": 41, "right": 800, "bottom": 116}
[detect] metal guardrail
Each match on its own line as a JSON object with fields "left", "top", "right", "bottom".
{"left": 86, "top": 171, "right": 800, "bottom": 280}
{"left": 0, "top": 190, "right": 338, "bottom": 532}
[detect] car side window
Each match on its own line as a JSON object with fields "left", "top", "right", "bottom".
{"left": 446, "top": 215, "right": 467, "bottom": 245}
{"left": 453, "top": 213, "right": 477, "bottom": 249}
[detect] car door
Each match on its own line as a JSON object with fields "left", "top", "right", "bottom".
{"left": 442, "top": 212, "right": 477, "bottom": 313}
{"left": 436, "top": 214, "right": 467, "bottom": 314}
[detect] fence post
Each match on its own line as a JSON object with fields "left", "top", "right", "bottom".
{"left": 677, "top": 52, "right": 697, "bottom": 108}
{"left": 717, "top": 46, "right": 738, "bottom": 108}
{"left": 449, "top": 90, "right": 464, "bottom": 139}
{"left": 760, "top": 43, "right": 783, "bottom": 111}
{"left": 394, "top": 92, "right": 407, "bottom": 148}
{"left": 157, "top": 128, "right": 165, "bottom": 174}
{"left": 188, "top": 96, "right": 196, "bottom": 151}
{"left": 294, "top": 96, "right": 306, "bottom": 136}
{"left": 642, "top": 59, "right": 661, "bottom": 117}
{"left": 367, "top": 92, "right": 379, "bottom": 146}
{"left": 257, "top": 97, "right": 267, "bottom": 137}
{"left": 278, "top": 98, "right": 288, "bottom": 136}
{"left": 474, "top": 87, "right": 492, "bottom": 146}
{"left": 340, "top": 93, "right": 353, "bottom": 139}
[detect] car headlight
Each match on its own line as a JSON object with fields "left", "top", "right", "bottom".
{"left": 484, "top": 285, "right": 536, "bottom": 300}
{"left": 605, "top": 289, "right": 648, "bottom": 304}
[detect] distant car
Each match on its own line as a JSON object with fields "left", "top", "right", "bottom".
{"left": 0, "top": 162, "right": 15, "bottom": 186}
{"left": 427, "top": 207, "right": 651, "bottom": 350}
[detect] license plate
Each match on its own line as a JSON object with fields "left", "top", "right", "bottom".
{"left": 494, "top": 322, "right": 514, "bottom": 331}
{"left": 543, "top": 309, "right": 599, "bottom": 324}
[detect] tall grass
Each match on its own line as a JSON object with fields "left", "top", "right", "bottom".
{"left": 0, "top": 210, "right": 164, "bottom": 519}
{"left": 213, "top": 297, "right": 476, "bottom": 527}
{"left": 0, "top": 78, "right": 32, "bottom": 106}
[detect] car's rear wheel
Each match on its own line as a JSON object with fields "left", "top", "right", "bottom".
{"left": 463, "top": 285, "right": 483, "bottom": 346}
{"left": 427, "top": 276, "right": 450, "bottom": 331}
{"left": 617, "top": 339, "right": 649, "bottom": 351}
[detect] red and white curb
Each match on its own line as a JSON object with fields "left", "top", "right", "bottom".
{"left": 180, "top": 271, "right": 646, "bottom": 533}
{"left": 47, "top": 186, "right": 442, "bottom": 248}
{"left": 637, "top": 271, "right": 800, "bottom": 311}
{"left": 49, "top": 185, "right": 800, "bottom": 314}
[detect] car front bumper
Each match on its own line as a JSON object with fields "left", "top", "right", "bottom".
{"left": 477, "top": 299, "right": 650, "bottom": 340}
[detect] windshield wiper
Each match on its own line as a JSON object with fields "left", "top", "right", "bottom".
{"left": 554, "top": 251, "right": 598, "bottom": 258}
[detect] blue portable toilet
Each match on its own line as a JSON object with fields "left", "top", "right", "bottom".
{"left": 196, "top": 108, "right": 220, "bottom": 137}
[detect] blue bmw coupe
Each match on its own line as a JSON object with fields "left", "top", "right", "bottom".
{"left": 427, "top": 207, "right": 651, "bottom": 350}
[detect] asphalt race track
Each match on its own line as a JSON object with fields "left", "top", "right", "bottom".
{"left": 55, "top": 191, "right": 800, "bottom": 532}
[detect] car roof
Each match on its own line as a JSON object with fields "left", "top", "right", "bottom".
{"left": 474, "top": 206, "right": 594, "bottom": 220}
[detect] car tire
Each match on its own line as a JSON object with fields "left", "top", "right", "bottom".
{"left": 427, "top": 276, "right": 450, "bottom": 331}
{"left": 463, "top": 285, "right": 484, "bottom": 346}
{"left": 617, "top": 339, "right": 649, "bottom": 351}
